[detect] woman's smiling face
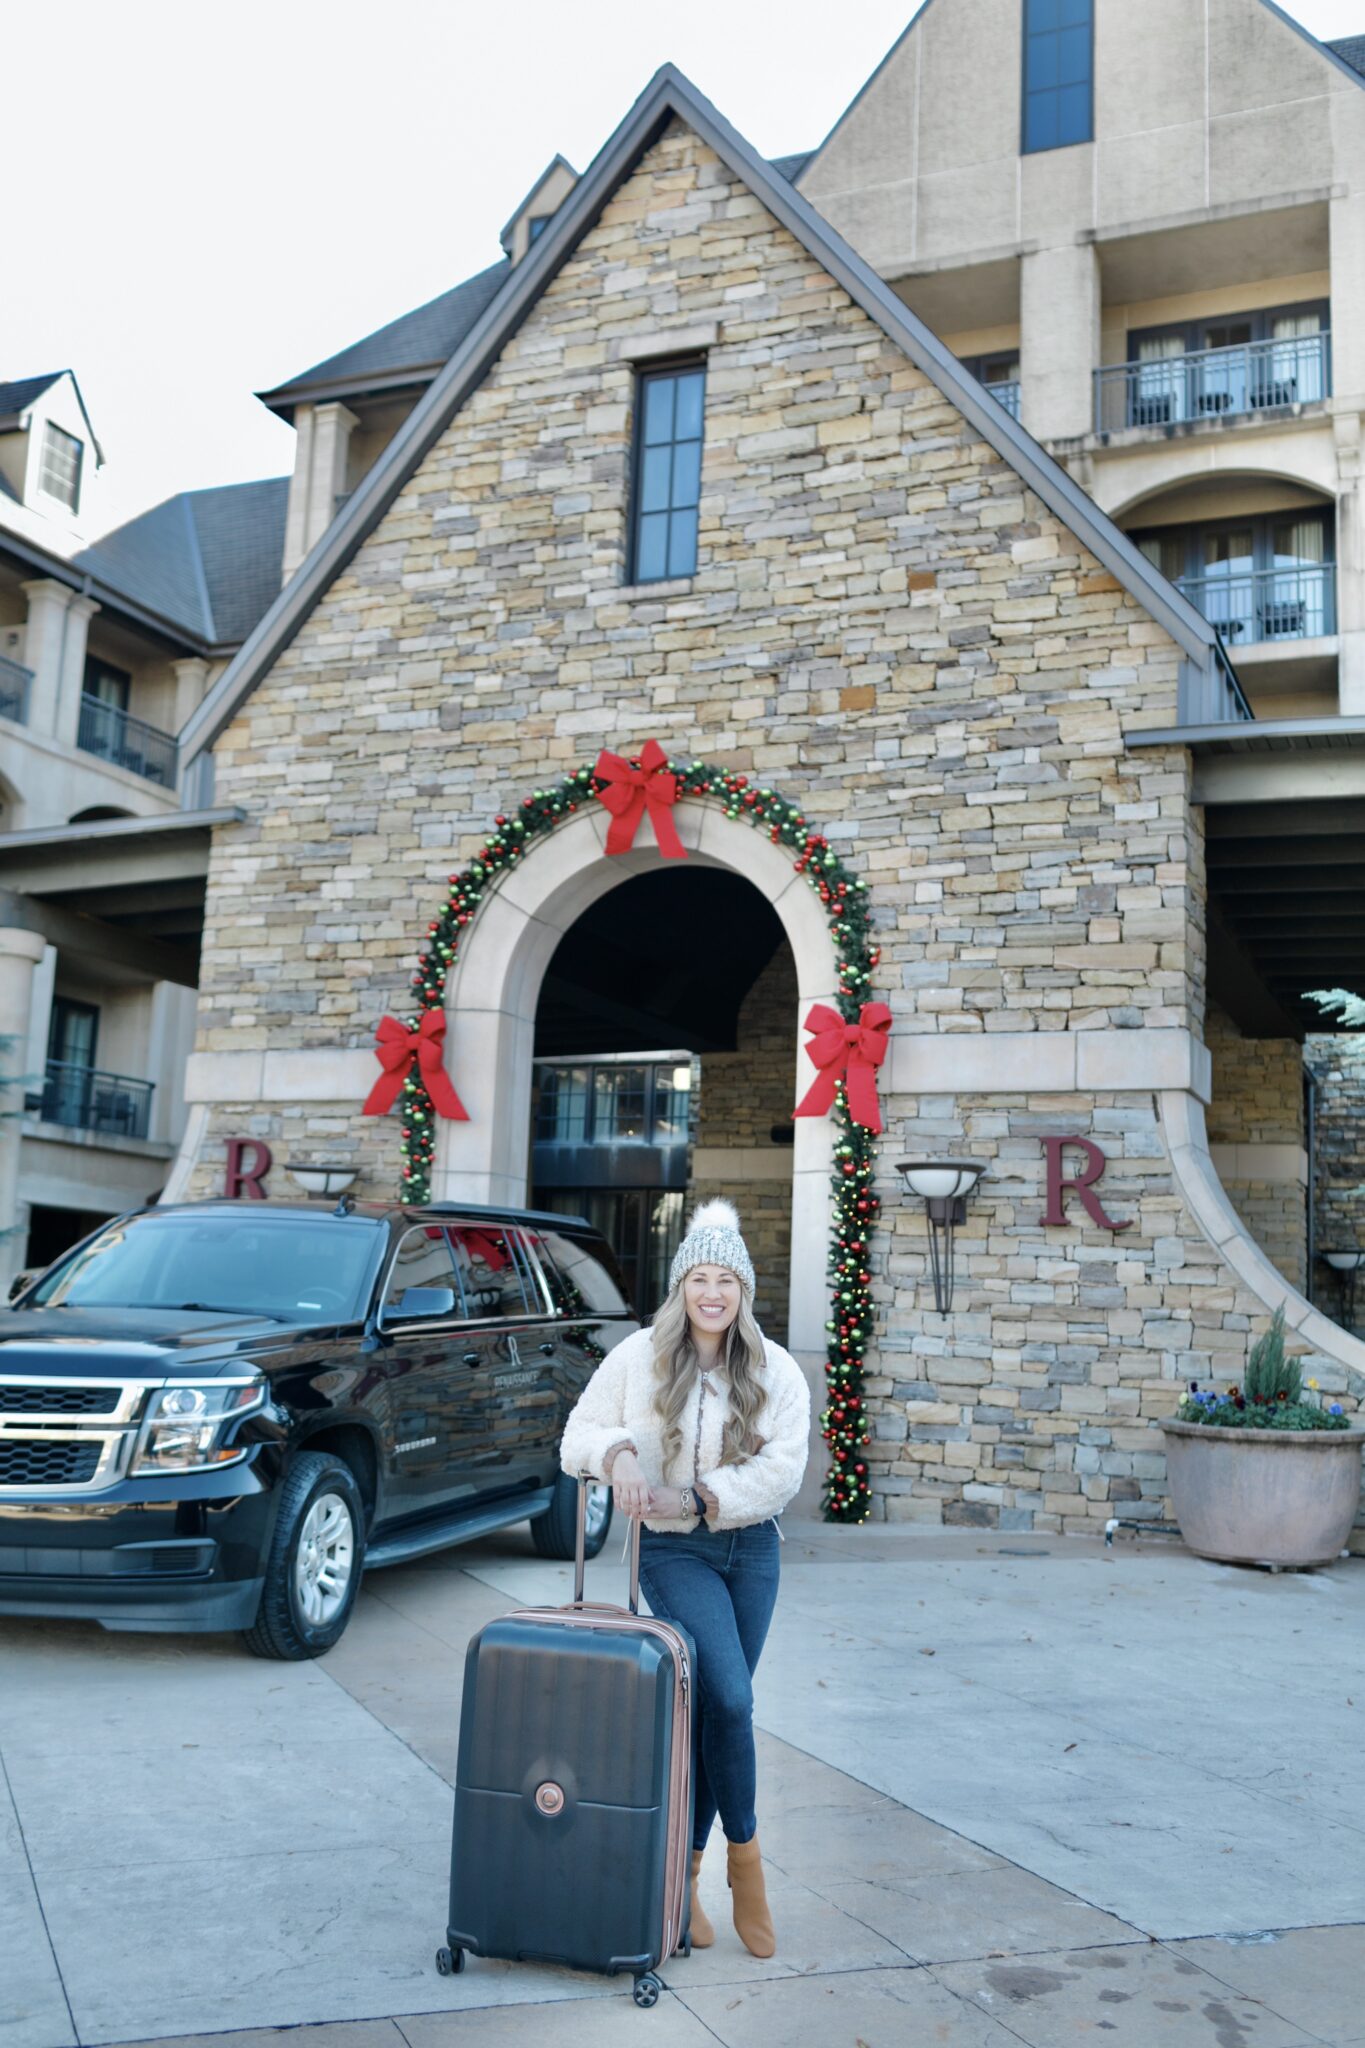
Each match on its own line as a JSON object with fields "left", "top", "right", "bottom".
{"left": 684, "top": 1263, "right": 742, "bottom": 1340}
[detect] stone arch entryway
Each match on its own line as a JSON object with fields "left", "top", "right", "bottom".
{"left": 432, "top": 803, "right": 838, "bottom": 1364}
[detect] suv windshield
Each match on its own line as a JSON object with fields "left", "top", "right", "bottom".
{"left": 28, "top": 1210, "right": 386, "bottom": 1322}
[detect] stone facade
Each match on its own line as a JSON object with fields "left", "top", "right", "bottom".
{"left": 1205, "top": 1004, "right": 1307, "bottom": 1294}
{"left": 180, "top": 116, "right": 1364, "bottom": 1534}
{"left": 1309, "top": 1033, "right": 1365, "bottom": 1333}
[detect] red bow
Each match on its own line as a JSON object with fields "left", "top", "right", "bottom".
{"left": 793, "top": 1002, "right": 892, "bottom": 1134}
{"left": 362, "top": 1011, "right": 469, "bottom": 1120}
{"left": 594, "top": 739, "right": 687, "bottom": 859}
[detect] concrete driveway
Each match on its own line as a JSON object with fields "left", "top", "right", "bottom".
{"left": 3, "top": 1522, "right": 1364, "bottom": 2048}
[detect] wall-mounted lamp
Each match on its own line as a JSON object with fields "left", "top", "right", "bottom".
{"left": 896, "top": 1157, "right": 987, "bottom": 1314}
{"left": 1321, "top": 1249, "right": 1365, "bottom": 1327}
{"left": 286, "top": 1161, "right": 358, "bottom": 1200}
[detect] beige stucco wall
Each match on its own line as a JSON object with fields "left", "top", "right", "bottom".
{"left": 177, "top": 116, "right": 1363, "bottom": 1531}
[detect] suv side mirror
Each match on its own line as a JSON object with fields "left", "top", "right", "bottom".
{"left": 389, "top": 1286, "right": 457, "bottom": 1322}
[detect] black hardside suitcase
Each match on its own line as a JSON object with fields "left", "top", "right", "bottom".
{"left": 439, "top": 1480, "right": 694, "bottom": 2007}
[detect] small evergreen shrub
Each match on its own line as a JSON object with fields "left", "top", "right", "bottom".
{"left": 1177, "top": 1307, "right": 1351, "bottom": 1431}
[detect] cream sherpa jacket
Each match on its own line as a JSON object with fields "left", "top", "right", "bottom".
{"left": 560, "top": 1324, "right": 811, "bottom": 1533}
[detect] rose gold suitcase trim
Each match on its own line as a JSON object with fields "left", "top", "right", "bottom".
{"left": 512, "top": 1600, "right": 692, "bottom": 1960}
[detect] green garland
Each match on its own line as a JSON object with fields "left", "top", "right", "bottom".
{"left": 391, "top": 755, "right": 879, "bottom": 1523}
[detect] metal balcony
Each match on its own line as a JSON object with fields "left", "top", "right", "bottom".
{"left": 76, "top": 693, "right": 178, "bottom": 788}
{"left": 26, "top": 1061, "right": 155, "bottom": 1141}
{"left": 0, "top": 654, "right": 32, "bottom": 725}
{"left": 1176, "top": 563, "right": 1336, "bottom": 647}
{"left": 1095, "top": 331, "right": 1331, "bottom": 434}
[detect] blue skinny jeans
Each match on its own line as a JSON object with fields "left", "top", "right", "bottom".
{"left": 637, "top": 1519, "right": 780, "bottom": 1852}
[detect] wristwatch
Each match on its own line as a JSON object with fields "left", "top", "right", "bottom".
{"left": 685, "top": 1485, "right": 707, "bottom": 1520}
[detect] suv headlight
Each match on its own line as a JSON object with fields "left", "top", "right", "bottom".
{"left": 132, "top": 1380, "right": 267, "bottom": 1474}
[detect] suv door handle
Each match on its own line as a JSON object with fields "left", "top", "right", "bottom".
{"left": 538, "top": 1341, "right": 555, "bottom": 1355}
{"left": 462, "top": 1351, "right": 481, "bottom": 1366}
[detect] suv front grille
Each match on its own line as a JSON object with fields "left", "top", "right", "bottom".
{"left": 0, "top": 1440, "right": 103, "bottom": 1486}
{"left": 0, "top": 1382, "right": 120, "bottom": 1415}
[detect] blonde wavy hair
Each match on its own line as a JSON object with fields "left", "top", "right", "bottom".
{"left": 650, "top": 1275, "right": 767, "bottom": 1477}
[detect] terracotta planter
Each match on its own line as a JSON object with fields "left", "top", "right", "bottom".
{"left": 1160, "top": 1420, "right": 1365, "bottom": 1569}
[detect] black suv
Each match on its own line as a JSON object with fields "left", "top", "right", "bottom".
{"left": 0, "top": 1200, "right": 634, "bottom": 1657}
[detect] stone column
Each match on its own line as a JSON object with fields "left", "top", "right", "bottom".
{"left": 19, "top": 579, "right": 73, "bottom": 739}
{"left": 1020, "top": 241, "right": 1101, "bottom": 444}
{"left": 53, "top": 595, "right": 99, "bottom": 748}
{"left": 0, "top": 926, "right": 46, "bottom": 1289}
{"left": 1334, "top": 413, "right": 1365, "bottom": 715}
{"left": 171, "top": 656, "right": 211, "bottom": 734}
{"left": 281, "top": 402, "right": 358, "bottom": 580}
{"left": 282, "top": 403, "right": 316, "bottom": 582}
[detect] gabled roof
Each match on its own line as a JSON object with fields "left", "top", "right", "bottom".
{"left": 75, "top": 477, "right": 288, "bottom": 648}
{"left": 0, "top": 369, "right": 104, "bottom": 463}
{"left": 181, "top": 62, "right": 1232, "bottom": 765}
{"left": 804, "top": 0, "right": 1365, "bottom": 179}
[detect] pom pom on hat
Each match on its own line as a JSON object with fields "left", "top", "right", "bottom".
{"left": 669, "top": 1196, "right": 755, "bottom": 1297}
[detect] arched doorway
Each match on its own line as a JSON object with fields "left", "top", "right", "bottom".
{"left": 531, "top": 865, "right": 796, "bottom": 1337}
{"left": 432, "top": 804, "right": 838, "bottom": 1362}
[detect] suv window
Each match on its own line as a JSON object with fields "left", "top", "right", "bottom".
{"left": 382, "top": 1225, "right": 462, "bottom": 1321}
{"left": 529, "top": 1227, "right": 632, "bottom": 1316}
{"left": 447, "top": 1223, "right": 530, "bottom": 1320}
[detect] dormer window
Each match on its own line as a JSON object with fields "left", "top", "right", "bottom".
{"left": 40, "top": 422, "right": 82, "bottom": 512}
{"left": 629, "top": 361, "right": 706, "bottom": 583}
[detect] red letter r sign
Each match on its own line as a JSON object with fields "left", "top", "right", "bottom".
{"left": 1040, "top": 1135, "right": 1130, "bottom": 1232}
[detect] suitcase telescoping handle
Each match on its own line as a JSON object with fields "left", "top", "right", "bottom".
{"left": 575, "top": 1473, "right": 640, "bottom": 1614}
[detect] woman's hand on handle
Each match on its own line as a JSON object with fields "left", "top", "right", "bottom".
{"left": 611, "top": 1449, "right": 652, "bottom": 1520}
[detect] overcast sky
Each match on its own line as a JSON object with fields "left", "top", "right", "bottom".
{"left": 10, "top": 0, "right": 1362, "bottom": 536}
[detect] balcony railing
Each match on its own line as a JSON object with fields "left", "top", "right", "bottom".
{"left": 1177, "top": 563, "right": 1336, "bottom": 647}
{"left": 26, "top": 1060, "right": 155, "bottom": 1141}
{"left": 0, "top": 654, "right": 32, "bottom": 725}
{"left": 76, "top": 692, "right": 178, "bottom": 787}
{"left": 1095, "top": 331, "right": 1331, "bottom": 434}
{"left": 989, "top": 380, "right": 1021, "bottom": 420}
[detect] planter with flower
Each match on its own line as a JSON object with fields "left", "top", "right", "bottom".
{"left": 1160, "top": 1308, "right": 1365, "bottom": 1569}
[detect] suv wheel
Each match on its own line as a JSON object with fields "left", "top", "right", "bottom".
{"left": 531, "top": 1470, "right": 612, "bottom": 1560}
{"left": 244, "top": 1451, "right": 365, "bottom": 1660}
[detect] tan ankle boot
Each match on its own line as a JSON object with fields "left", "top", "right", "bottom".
{"left": 726, "top": 1833, "right": 775, "bottom": 1957}
{"left": 688, "top": 1848, "right": 715, "bottom": 1948}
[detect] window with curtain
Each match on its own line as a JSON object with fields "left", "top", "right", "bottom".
{"left": 630, "top": 361, "right": 705, "bottom": 583}
{"left": 1136, "top": 512, "right": 1333, "bottom": 642}
{"left": 1022, "top": 0, "right": 1093, "bottom": 154}
{"left": 48, "top": 997, "right": 99, "bottom": 1071}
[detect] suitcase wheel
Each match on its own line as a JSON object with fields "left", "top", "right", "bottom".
{"left": 435, "top": 1946, "right": 465, "bottom": 1977}
{"left": 632, "top": 1972, "right": 661, "bottom": 2008}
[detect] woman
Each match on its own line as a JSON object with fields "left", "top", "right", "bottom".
{"left": 560, "top": 1198, "right": 810, "bottom": 1958}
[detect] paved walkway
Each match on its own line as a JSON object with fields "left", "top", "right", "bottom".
{"left": 3, "top": 1523, "right": 1363, "bottom": 2048}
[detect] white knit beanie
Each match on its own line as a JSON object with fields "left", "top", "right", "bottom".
{"left": 668, "top": 1197, "right": 755, "bottom": 1297}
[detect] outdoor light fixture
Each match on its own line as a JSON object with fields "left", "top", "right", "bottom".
{"left": 1321, "top": 1250, "right": 1365, "bottom": 1326}
{"left": 896, "top": 1157, "right": 987, "bottom": 1315}
{"left": 286, "top": 1161, "right": 358, "bottom": 1199}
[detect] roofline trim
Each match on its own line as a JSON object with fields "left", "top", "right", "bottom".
{"left": 257, "top": 363, "right": 446, "bottom": 421}
{"left": 180, "top": 60, "right": 1224, "bottom": 766}
{"left": 1129, "top": 716, "right": 1365, "bottom": 753}
{"left": 0, "top": 806, "right": 245, "bottom": 854}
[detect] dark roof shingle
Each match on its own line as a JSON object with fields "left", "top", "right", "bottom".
{"left": 75, "top": 476, "right": 288, "bottom": 647}
{"left": 260, "top": 260, "right": 511, "bottom": 415}
{"left": 0, "top": 372, "right": 64, "bottom": 423}
{"left": 1328, "top": 34, "right": 1365, "bottom": 76}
